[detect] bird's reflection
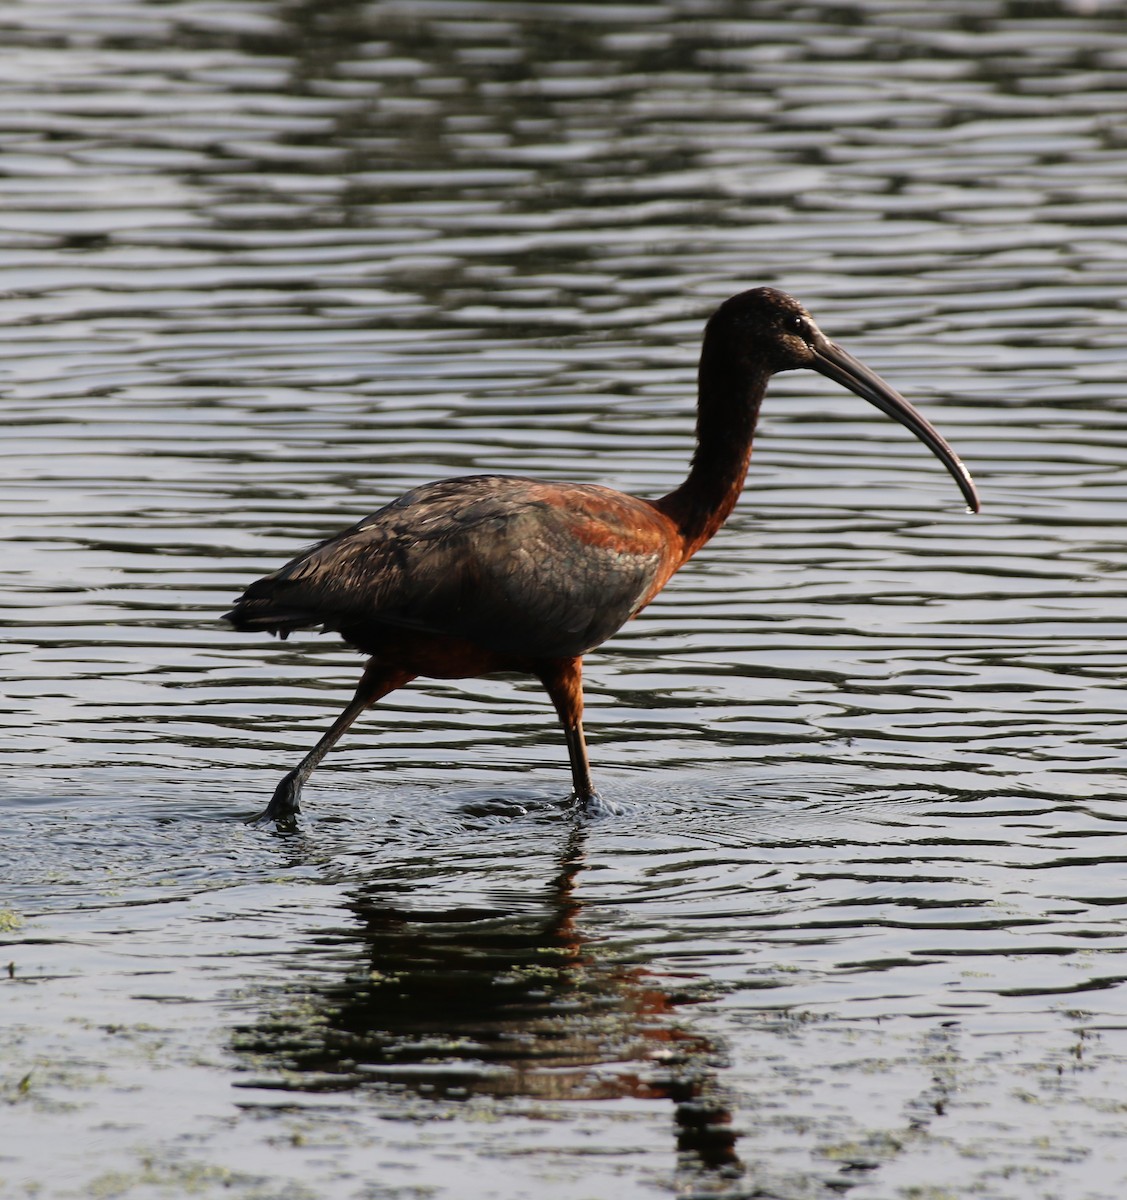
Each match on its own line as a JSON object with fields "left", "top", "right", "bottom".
{"left": 233, "top": 823, "right": 742, "bottom": 1186}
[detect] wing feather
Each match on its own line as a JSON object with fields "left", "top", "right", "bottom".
{"left": 226, "top": 475, "right": 674, "bottom": 659}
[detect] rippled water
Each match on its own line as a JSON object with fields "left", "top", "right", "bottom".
{"left": 4, "top": 1, "right": 1127, "bottom": 1197}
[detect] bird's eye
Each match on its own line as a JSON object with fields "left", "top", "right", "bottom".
{"left": 789, "top": 314, "right": 809, "bottom": 337}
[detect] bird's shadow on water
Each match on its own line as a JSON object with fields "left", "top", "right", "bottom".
{"left": 222, "top": 764, "right": 1009, "bottom": 1195}
{"left": 227, "top": 779, "right": 771, "bottom": 1194}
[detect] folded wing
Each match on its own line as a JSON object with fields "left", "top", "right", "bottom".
{"left": 226, "top": 475, "right": 675, "bottom": 659}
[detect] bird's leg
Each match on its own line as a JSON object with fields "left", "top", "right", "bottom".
{"left": 252, "top": 661, "right": 414, "bottom": 825}
{"left": 535, "top": 657, "right": 601, "bottom": 811}
{"left": 563, "top": 721, "right": 596, "bottom": 803}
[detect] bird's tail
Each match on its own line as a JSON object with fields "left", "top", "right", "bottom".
{"left": 224, "top": 580, "right": 324, "bottom": 641}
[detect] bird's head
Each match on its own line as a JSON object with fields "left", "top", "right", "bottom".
{"left": 705, "top": 287, "right": 980, "bottom": 513}
{"left": 705, "top": 287, "right": 825, "bottom": 372}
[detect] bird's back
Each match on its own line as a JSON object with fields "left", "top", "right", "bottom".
{"left": 226, "top": 475, "right": 678, "bottom": 660}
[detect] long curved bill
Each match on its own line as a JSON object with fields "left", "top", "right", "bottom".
{"left": 811, "top": 338, "right": 980, "bottom": 513}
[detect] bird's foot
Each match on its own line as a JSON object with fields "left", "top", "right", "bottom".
{"left": 571, "top": 788, "right": 623, "bottom": 817}
{"left": 245, "top": 770, "right": 303, "bottom": 828}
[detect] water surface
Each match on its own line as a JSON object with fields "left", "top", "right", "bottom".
{"left": 4, "top": 2, "right": 1127, "bottom": 1197}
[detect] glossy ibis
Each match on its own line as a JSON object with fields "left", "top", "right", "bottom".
{"left": 226, "top": 288, "right": 979, "bottom": 821}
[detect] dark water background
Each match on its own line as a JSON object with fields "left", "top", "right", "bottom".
{"left": 4, "top": 1, "right": 1127, "bottom": 1196}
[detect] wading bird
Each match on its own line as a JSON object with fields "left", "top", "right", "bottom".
{"left": 227, "top": 288, "right": 979, "bottom": 822}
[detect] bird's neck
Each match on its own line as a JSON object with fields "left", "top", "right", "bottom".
{"left": 657, "top": 352, "right": 768, "bottom": 562}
